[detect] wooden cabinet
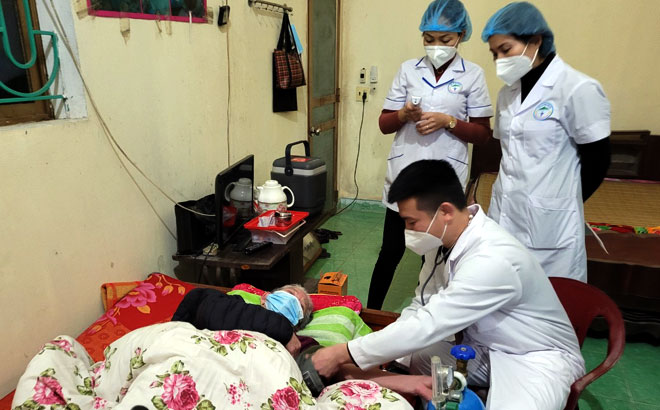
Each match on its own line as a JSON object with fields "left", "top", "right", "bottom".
{"left": 469, "top": 130, "right": 660, "bottom": 181}
{"left": 608, "top": 131, "right": 660, "bottom": 180}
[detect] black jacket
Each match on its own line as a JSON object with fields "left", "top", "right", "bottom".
{"left": 172, "top": 288, "right": 293, "bottom": 345}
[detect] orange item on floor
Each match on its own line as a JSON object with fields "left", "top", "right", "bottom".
{"left": 318, "top": 271, "right": 348, "bottom": 296}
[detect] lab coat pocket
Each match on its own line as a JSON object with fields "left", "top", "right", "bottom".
{"left": 523, "top": 121, "right": 560, "bottom": 159}
{"left": 444, "top": 156, "right": 468, "bottom": 188}
{"left": 526, "top": 195, "right": 578, "bottom": 249}
{"left": 386, "top": 144, "right": 405, "bottom": 185}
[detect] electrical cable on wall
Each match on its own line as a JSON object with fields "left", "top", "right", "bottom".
{"left": 43, "top": 1, "right": 228, "bottom": 242}
{"left": 334, "top": 92, "right": 366, "bottom": 216}
{"left": 225, "top": 10, "right": 232, "bottom": 167}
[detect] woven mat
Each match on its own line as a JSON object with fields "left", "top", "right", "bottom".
{"left": 585, "top": 180, "right": 660, "bottom": 227}
{"left": 471, "top": 174, "right": 660, "bottom": 228}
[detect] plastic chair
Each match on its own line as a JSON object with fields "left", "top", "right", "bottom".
{"left": 549, "top": 277, "right": 626, "bottom": 410}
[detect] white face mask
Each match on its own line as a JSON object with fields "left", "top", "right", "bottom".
{"left": 404, "top": 208, "right": 447, "bottom": 256}
{"left": 495, "top": 43, "right": 540, "bottom": 86}
{"left": 424, "top": 37, "right": 460, "bottom": 68}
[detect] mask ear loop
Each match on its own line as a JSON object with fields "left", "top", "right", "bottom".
{"left": 520, "top": 42, "right": 529, "bottom": 56}
{"left": 522, "top": 42, "right": 540, "bottom": 67}
{"left": 529, "top": 45, "right": 540, "bottom": 67}
{"left": 426, "top": 208, "right": 440, "bottom": 233}
{"left": 438, "top": 221, "right": 448, "bottom": 243}
{"left": 427, "top": 208, "right": 448, "bottom": 243}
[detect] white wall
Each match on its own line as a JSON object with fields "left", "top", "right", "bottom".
{"left": 338, "top": 0, "right": 660, "bottom": 200}
{"left": 0, "top": 0, "right": 308, "bottom": 396}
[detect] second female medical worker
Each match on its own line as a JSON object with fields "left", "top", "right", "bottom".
{"left": 367, "top": 0, "right": 493, "bottom": 309}
{"left": 482, "top": 2, "right": 611, "bottom": 282}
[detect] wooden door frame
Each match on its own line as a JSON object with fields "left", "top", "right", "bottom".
{"left": 306, "top": 0, "right": 341, "bottom": 208}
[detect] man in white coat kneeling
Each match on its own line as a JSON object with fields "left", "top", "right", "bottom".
{"left": 312, "top": 159, "right": 585, "bottom": 410}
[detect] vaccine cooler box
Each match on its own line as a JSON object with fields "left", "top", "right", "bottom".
{"left": 271, "top": 140, "right": 327, "bottom": 215}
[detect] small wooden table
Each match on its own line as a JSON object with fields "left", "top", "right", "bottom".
{"left": 173, "top": 214, "right": 325, "bottom": 290}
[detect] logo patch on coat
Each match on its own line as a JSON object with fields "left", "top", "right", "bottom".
{"left": 447, "top": 81, "right": 463, "bottom": 94}
{"left": 533, "top": 102, "right": 554, "bottom": 121}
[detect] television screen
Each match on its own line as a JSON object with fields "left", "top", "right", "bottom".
{"left": 215, "top": 155, "right": 255, "bottom": 248}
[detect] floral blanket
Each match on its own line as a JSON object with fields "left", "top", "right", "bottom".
{"left": 11, "top": 322, "right": 412, "bottom": 410}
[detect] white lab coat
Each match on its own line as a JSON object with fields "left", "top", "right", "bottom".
{"left": 382, "top": 55, "right": 493, "bottom": 210}
{"left": 488, "top": 55, "right": 611, "bottom": 282}
{"left": 348, "top": 205, "right": 585, "bottom": 409}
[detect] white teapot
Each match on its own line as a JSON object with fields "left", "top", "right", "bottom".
{"left": 255, "top": 180, "right": 295, "bottom": 212}
{"left": 224, "top": 177, "right": 253, "bottom": 217}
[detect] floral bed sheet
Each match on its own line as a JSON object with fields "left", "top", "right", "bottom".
{"left": 11, "top": 322, "right": 411, "bottom": 410}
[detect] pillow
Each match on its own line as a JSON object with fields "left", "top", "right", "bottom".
{"left": 100, "top": 279, "right": 142, "bottom": 311}
{"left": 297, "top": 306, "right": 372, "bottom": 346}
{"left": 77, "top": 273, "right": 195, "bottom": 361}
{"left": 231, "top": 283, "right": 363, "bottom": 313}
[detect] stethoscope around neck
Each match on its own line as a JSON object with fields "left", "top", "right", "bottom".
{"left": 420, "top": 246, "right": 451, "bottom": 306}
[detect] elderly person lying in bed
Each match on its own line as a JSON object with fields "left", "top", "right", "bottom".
{"left": 12, "top": 322, "right": 431, "bottom": 410}
{"left": 173, "top": 284, "right": 433, "bottom": 401}
{"left": 172, "top": 284, "right": 314, "bottom": 356}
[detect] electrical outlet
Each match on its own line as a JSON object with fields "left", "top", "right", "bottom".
{"left": 356, "top": 86, "right": 370, "bottom": 102}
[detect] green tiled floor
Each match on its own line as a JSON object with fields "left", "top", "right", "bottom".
{"left": 305, "top": 204, "right": 660, "bottom": 409}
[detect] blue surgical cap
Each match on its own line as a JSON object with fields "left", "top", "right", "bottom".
{"left": 481, "top": 2, "right": 555, "bottom": 57}
{"left": 419, "top": 0, "right": 472, "bottom": 42}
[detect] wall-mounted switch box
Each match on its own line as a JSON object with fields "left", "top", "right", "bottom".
{"left": 370, "top": 66, "right": 378, "bottom": 83}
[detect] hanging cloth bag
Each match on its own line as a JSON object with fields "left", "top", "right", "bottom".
{"left": 273, "top": 12, "right": 306, "bottom": 90}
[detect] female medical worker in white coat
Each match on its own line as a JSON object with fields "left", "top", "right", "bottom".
{"left": 481, "top": 2, "right": 611, "bottom": 282}
{"left": 367, "top": 0, "right": 493, "bottom": 309}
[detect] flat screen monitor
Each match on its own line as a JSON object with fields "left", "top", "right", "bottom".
{"left": 215, "top": 155, "right": 255, "bottom": 248}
